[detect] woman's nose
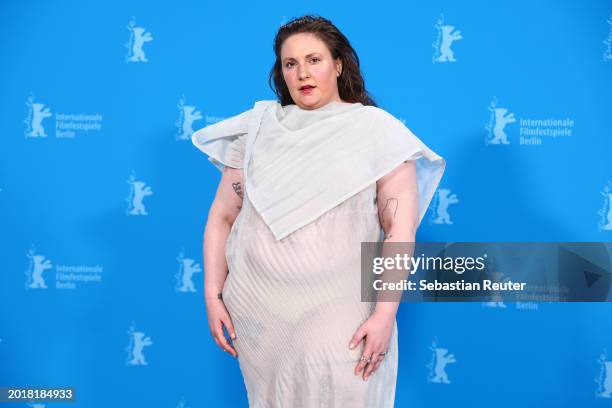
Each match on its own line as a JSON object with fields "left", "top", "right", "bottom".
{"left": 298, "top": 66, "right": 310, "bottom": 79}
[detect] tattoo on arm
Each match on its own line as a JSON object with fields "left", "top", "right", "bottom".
{"left": 232, "top": 182, "right": 243, "bottom": 199}
{"left": 232, "top": 181, "right": 244, "bottom": 210}
{"left": 380, "top": 197, "right": 398, "bottom": 240}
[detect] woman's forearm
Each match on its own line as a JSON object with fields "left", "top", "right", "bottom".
{"left": 203, "top": 217, "right": 233, "bottom": 302}
{"left": 373, "top": 229, "right": 416, "bottom": 318}
{"left": 373, "top": 161, "right": 419, "bottom": 318}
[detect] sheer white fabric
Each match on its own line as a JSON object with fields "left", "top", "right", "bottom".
{"left": 192, "top": 100, "right": 446, "bottom": 407}
{"left": 192, "top": 100, "right": 446, "bottom": 241}
{"left": 223, "top": 180, "right": 398, "bottom": 408}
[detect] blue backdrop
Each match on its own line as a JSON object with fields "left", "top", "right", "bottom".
{"left": 2, "top": 0, "right": 612, "bottom": 407}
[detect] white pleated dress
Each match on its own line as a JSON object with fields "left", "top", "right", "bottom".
{"left": 193, "top": 100, "right": 446, "bottom": 408}
{"left": 223, "top": 180, "right": 397, "bottom": 408}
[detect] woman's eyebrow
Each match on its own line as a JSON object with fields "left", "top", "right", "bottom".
{"left": 282, "top": 52, "right": 321, "bottom": 62}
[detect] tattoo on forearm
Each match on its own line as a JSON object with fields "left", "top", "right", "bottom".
{"left": 380, "top": 197, "right": 398, "bottom": 239}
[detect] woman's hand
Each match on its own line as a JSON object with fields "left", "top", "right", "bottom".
{"left": 348, "top": 310, "right": 395, "bottom": 381}
{"left": 206, "top": 295, "right": 238, "bottom": 358}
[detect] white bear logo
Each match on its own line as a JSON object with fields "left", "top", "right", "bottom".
{"left": 437, "top": 25, "right": 462, "bottom": 62}
{"left": 175, "top": 252, "right": 202, "bottom": 293}
{"left": 125, "top": 18, "right": 153, "bottom": 63}
{"left": 600, "top": 362, "right": 612, "bottom": 398}
{"left": 485, "top": 97, "right": 516, "bottom": 145}
{"left": 431, "top": 188, "right": 459, "bottom": 225}
{"left": 482, "top": 271, "right": 510, "bottom": 308}
{"left": 126, "top": 174, "right": 153, "bottom": 216}
{"left": 433, "top": 15, "right": 462, "bottom": 63}
{"left": 490, "top": 107, "right": 516, "bottom": 144}
{"left": 25, "top": 249, "right": 53, "bottom": 289}
{"left": 126, "top": 326, "right": 153, "bottom": 366}
{"left": 427, "top": 340, "right": 456, "bottom": 384}
{"left": 176, "top": 97, "right": 203, "bottom": 141}
{"left": 25, "top": 97, "right": 52, "bottom": 138}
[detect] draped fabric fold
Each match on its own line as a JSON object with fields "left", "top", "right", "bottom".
{"left": 191, "top": 108, "right": 251, "bottom": 171}
{"left": 192, "top": 99, "right": 446, "bottom": 241}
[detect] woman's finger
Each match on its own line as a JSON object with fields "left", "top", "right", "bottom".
{"left": 349, "top": 325, "right": 367, "bottom": 350}
{"left": 215, "top": 331, "right": 237, "bottom": 357}
{"left": 214, "top": 320, "right": 238, "bottom": 357}
{"left": 355, "top": 347, "right": 374, "bottom": 375}
{"left": 213, "top": 337, "right": 229, "bottom": 354}
{"left": 217, "top": 334, "right": 237, "bottom": 357}
{"left": 362, "top": 348, "right": 381, "bottom": 379}
{"left": 363, "top": 351, "right": 386, "bottom": 380}
{"left": 221, "top": 314, "right": 237, "bottom": 340}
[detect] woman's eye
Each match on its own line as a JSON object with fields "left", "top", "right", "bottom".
{"left": 284, "top": 58, "right": 318, "bottom": 68}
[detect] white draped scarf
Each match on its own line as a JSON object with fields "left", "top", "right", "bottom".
{"left": 192, "top": 100, "right": 446, "bottom": 241}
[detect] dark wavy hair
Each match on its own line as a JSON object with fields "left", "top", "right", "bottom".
{"left": 268, "top": 14, "right": 377, "bottom": 107}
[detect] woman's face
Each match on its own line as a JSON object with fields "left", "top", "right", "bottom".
{"left": 280, "top": 33, "right": 343, "bottom": 110}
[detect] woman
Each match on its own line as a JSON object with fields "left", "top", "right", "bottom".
{"left": 192, "top": 15, "right": 445, "bottom": 408}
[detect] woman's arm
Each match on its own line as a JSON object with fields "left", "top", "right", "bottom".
{"left": 202, "top": 166, "right": 244, "bottom": 357}
{"left": 373, "top": 159, "right": 419, "bottom": 317}
{"left": 203, "top": 166, "right": 244, "bottom": 302}
{"left": 350, "top": 160, "right": 420, "bottom": 380}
